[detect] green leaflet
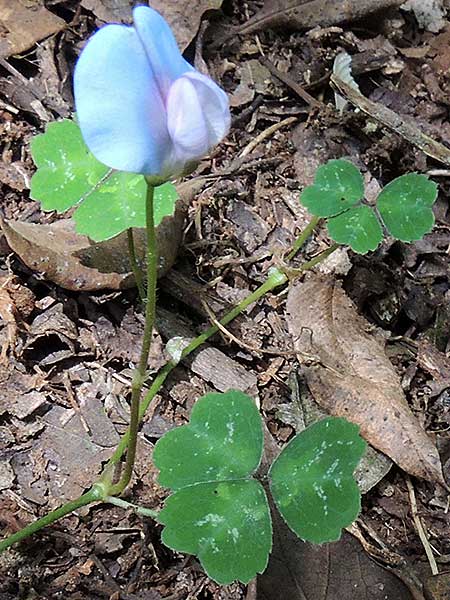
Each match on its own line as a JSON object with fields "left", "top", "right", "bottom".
{"left": 269, "top": 417, "right": 366, "bottom": 544}
{"left": 377, "top": 173, "right": 438, "bottom": 242}
{"left": 154, "top": 390, "right": 271, "bottom": 584}
{"left": 326, "top": 204, "right": 383, "bottom": 254}
{"left": 300, "top": 159, "right": 364, "bottom": 217}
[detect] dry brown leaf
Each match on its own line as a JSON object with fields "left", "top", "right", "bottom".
{"left": 147, "top": 0, "right": 223, "bottom": 50}
{"left": 232, "top": 0, "right": 405, "bottom": 37}
{"left": 258, "top": 520, "right": 414, "bottom": 600}
{"left": 423, "top": 572, "right": 450, "bottom": 600}
{"left": 257, "top": 430, "right": 416, "bottom": 599}
{"left": 286, "top": 276, "right": 446, "bottom": 486}
{"left": 0, "top": 206, "right": 183, "bottom": 291}
{"left": 0, "top": 0, "right": 65, "bottom": 59}
{"left": 81, "top": 0, "right": 223, "bottom": 51}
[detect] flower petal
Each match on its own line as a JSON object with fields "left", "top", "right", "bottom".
{"left": 166, "top": 72, "right": 230, "bottom": 165}
{"left": 183, "top": 72, "right": 231, "bottom": 145}
{"left": 74, "top": 23, "right": 171, "bottom": 175}
{"left": 133, "top": 6, "right": 193, "bottom": 97}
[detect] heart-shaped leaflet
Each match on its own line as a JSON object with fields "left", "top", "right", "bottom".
{"left": 153, "top": 390, "right": 272, "bottom": 585}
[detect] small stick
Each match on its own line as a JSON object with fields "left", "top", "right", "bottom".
{"left": 331, "top": 74, "right": 450, "bottom": 167}
{"left": 239, "top": 116, "right": 298, "bottom": 157}
{"left": 405, "top": 475, "right": 439, "bottom": 576}
{"left": 259, "top": 56, "right": 323, "bottom": 108}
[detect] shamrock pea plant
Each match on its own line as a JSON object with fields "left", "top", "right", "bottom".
{"left": 0, "top": 3, "right": 440, "bottom": 587}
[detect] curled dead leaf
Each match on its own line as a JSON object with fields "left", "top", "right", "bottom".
{"left": 286, "top": 275, "right": 446, "bottom": 486}
{"left": 0, "top": 207, "right": 184, "bottom": 292}
{"left": 224, "top": 0, "right": 405, "bottom": 40}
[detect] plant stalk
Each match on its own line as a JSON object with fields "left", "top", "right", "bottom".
{"left": 0, "top": 485, "right": 104, "bottom": 553}
{"left": 286, "top": 215, "right": 321, "bottom": 261}
{"left": 105, "top": 244, "right": 339, "bottom": 468}
{"left": 108, "top": 183, "right": 158, "bottom": 496}
{"left": 0, "top": 220, "right": 336, "bottom": 552}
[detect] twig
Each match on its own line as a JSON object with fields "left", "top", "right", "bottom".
{"left": 331, "top": 73, "right": 450, "bottom": 167}
{"left": 239, "top": 116, "right": 298, "bottom": 158}
{"left": 201, "top": 299, "right": 296, "bottom": 357}
{"left": 405, "top": 475, "right": 439, "bottom": 576}
{"left": 259, "top": 56, "right": 323, "bottom": 108}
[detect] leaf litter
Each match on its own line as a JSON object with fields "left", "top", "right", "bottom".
{"left": 286, "top": 275, "right": 446, "bottom": 487}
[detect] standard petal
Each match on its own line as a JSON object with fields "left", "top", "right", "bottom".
{"left": 133, "top": 6, "right": 193, "bottom": 97}
{"left": 74, "top": 23, "right": 171, "bottom": 175}
{"left": 166, "top": 73, "right": 230, "bottom": 166}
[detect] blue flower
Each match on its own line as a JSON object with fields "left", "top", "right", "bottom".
{"left": 74, "top": 5, "right": 230, "bottom": 178}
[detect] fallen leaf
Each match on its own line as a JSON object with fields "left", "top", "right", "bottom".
{"left": 0, "top": 460, "right": 14, "bottom": 491}
{"left": 0, "top": 365, "right": 47, "bottom": 419}
{"left": 80, "top": 0, "right": 135, "bottom": 23}
{"left": 417, "top": 339, "right": 450, "bottom": 396}
{"left": 229, "top": 60, "right": 272, "bottom": 108}
{"left": 276, "top": 372, "right": 392, "bottom": 494}
{"left": 286, "top": 276, "right": 445, "bottom": 486}
{"left": 1, "top": 208, "right": 183, "bottom": 291}
{"left": 258, "top": 517, "right": 414, "bottom": 600}
{"left": 81, "top": 0, "right": 223, "bottom": 50}
{"left": 0, "top": 0, "right": 65, "bottom": 59}
{"left": 232, "top": 0, "right": 405, "bottom": 37}
{"left": 22, "top": 303, "right": 78, "bottom": 366}
{"left": 147, "top": 0, "right": 223, "bottom": 50}
{"left": 37, "top": 381, "right": 120, "bottom": 505}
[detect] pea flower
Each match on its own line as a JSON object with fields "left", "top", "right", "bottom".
{"left": 74, "top": 5, "right": 230, "bottom": 179}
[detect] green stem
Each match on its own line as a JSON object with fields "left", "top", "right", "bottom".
{"left": 105, "top": 247, "right": 339, "bottom": 468}
{"left": 104, "top": 496, "right": 159, "bottom": 519}
{"left": 286, "top": 215, "right": 321, "bottom": 261}
{"left": 127, "top": 228, "right": 145, "bottom": 303}
{"left": 108, "top": 183, "right": 158, "bottom": 496}
{"left": 287, "top": 243, "right": 339, "bottom": 275}
{"left": 0, "top": 485, "right": 104, "bottom": 553}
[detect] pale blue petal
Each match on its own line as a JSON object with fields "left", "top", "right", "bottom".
{"left": 166, "top": 73, "right": 231, "bottom": 165}
{"left": 133, "top": 5, "right": 193, "bottom": 97}
{"left": 167, "top": 76, "right": 210, "bottom": 160}
{"left": 74, "top": 23, "right": 171, "bottom": 175}
{"left": 182, "top": 72, "right": 231, "bottom": 147}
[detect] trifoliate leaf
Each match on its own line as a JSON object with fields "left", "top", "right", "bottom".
{"left": 153, "top": 390, "right": 263, "bottom": 491}
{"left": 30, "top": 120, "right": 178, "bottom": 242}
{"left": 326, "top": 204, "right": 383, "bottom": 253}
{"left": 269, "top": 417, "right": 366, "bottom": 544}
{"left": 159, "top": 480, "right": 272, "bottom": 585}
{"left": 301, "top": 159, "right": 364, "bottom": 217}
{"left": 377, "top": 173, "right": 438, "bottom": 242}
{"left": 30, "top": 119, "right": 109, "bottom": 212}
{"left": 154, "top": 390, "right": 271, "bottom": 584}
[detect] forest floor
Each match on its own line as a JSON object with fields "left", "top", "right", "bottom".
{"left": 0, "top": 1, "right": 449, "bottom": 598}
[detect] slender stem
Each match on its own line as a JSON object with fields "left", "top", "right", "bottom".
{"left": 108, "top": 184, "right": 158, "bottom": 496}
{"left": 105, "top": 248, "right": 338, "bottom": 468}
{"left": 104, "top": 496, "right": 159, "bottom": 519}
{"left": 286, "top": 215, "right": 321, "bottom": 261}
{"left": 0, "top": 485, "right": 104, "bottom": 553}
{"left": 287, "top": 243, "right": 339, "bottom": 275}
{"left": 127, "top": 228, "right": 146, "bottom": 303}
